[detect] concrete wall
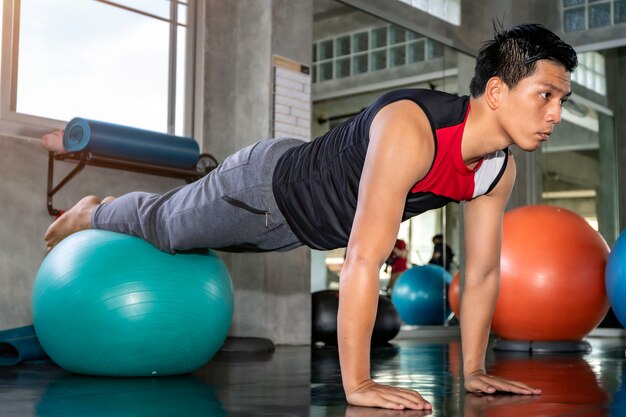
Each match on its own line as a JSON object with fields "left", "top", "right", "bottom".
{"left": 606, "top": 47, "right": 626, "bottom": 234}
{"left": 201, "top": 0, "right": 313, "bottom": 345}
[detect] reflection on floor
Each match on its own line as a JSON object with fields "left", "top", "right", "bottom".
{"left": 1, "top": 335, "right": 626, "bottom": 416}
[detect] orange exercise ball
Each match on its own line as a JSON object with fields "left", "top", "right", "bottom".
{"left": 448, "top": 271, "right": 460, "bottom": 318}
{"left": 491, "top": 205, "right": 609, "bottom": 341}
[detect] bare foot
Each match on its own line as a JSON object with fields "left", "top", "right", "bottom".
{"left": 44, "top": 195, "right": 103, "bottom": 251}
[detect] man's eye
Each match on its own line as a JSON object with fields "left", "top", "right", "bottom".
{"left": 540, "top": 92, "right": 551, "bottom": 100}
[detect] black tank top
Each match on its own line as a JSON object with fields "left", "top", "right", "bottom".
{"left": 272, "top": 89, "right": 508, "bottom": 250}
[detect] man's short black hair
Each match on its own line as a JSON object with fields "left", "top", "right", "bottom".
{"left": 469, "top": 23, "right": 578, "bottom": 98}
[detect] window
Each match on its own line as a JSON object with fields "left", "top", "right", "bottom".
{"left": 427, "top": 39, "right": 444, "bottom": 60}
{"left": 616, "top": 0, "right": 626, "bottom": 23}
{"left": 335, "top": 57, "right": 351, "bottom": 79}
{"left": 572, "top": 51, "right": 607, "bottom": 95}
{"left": 397, "top": 0, "right": 461, "bottom": 26}
{"left": 390, "top": 45, "right": 406, "bottom": 67}
{"left": 589, "top": 1, "right": 611, "bottom": 27}
{"left": 371, "top": 27, "right": 388, "bottom": 49}
{"left": 389, "top": 25, "right": 406, "bottom": 44}
{"left": 319, "top": 39, "right": 334, "bottom": 60}
{"left": 312, "top": 25, "right": 445, "bottom": 83}
{"left": 319, "top": 61, "right": 333, "bottom": 82}
{"left": 563, "top": 0, "right": 626, "bottom": 31}
{"left": 408, "top": 39, "right": 426, "bottom": 63}
{"left": 564, "top": 7, "right": 587, "bottom": 31}
{"left": 371, "top": 50, "right": 387, "bottom": 71}
{"left": 353, "top": 32, "right": 368, "bottom": 53}
{"left": 352, "top": 54, "right": 368, "bottom": 75}
{"left": 336, "top": 36, "right": 351, "bottom": 57}
{"left": 1, "top": 0, "right": 194, "bottom": 136}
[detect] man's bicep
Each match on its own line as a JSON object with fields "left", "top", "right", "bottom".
{"left": 346, "top": 101, "right": 434, "bottom": 266}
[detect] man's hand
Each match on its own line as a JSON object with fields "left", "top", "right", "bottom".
{"left": 345, "top": 379, "right": 432, "bottom": 410}
{"left": 464, "top": 370, "right": 542, "bottom": 395}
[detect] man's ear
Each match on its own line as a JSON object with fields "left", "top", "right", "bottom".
{"left": 485, "top": 77, "right": 505, "bottom": 110}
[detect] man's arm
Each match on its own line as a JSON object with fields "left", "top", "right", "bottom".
{"left": 461, "top": 154, "right": 540, "bottom": 395}
{"left": 338, "top": 100, "right": 434, "bottom": 410}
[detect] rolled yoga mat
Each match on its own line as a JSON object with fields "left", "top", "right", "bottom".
{"left": 0, "top": 325, "right": 48, "bottom": 366}
{"left": 63, "top": 118, "right": 200, "bottom": 169}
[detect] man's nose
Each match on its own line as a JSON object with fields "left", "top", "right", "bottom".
{"left": 547, "top": 102, "right": 562, "bottom": 124}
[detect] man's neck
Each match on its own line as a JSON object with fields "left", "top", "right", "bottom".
{"left": 461, "top": 96, "right": 512, "bottom": 165}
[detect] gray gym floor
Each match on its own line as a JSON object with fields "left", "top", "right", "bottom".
{"left": 1, "top": 333, "right": 625, "bottom": 416}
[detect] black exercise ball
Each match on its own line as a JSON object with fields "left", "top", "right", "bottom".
{"left": 312, "top": 290, "right": 401, "bottom": 346}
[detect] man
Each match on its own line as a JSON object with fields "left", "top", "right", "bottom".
{"left": 429, "top": 234, "right": 455, "bottom": 271}
{"left": 385, "top": 238, "right": 408, "bottom": 294}
{"left": 45, "top": 23, "right": 576, "bottom": 410}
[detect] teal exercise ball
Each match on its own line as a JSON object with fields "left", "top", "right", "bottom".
{"left": 391, "top": 265, "right": 447, "bottom": 325}
{"left": 32, "top": 230, "right": 233, "bottom": 377}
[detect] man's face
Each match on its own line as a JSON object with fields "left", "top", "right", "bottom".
{"left": 497, "top": 60, "right": 572, "bottom": 151}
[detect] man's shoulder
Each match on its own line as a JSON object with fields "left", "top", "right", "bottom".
{"left": 377, "top": 89, "right": 470, "bottom": 130}
{"left": 377, "top": 88, "right": 465, "bottom": 105}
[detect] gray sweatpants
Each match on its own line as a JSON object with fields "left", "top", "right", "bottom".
{"left": 92, "top": 138, "right": 305, "bottom": 253}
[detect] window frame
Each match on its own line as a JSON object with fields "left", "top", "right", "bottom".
{"left": 312, "top": 24, "right": 443, "bottom": 83}
{"left": 0, "top": 0, "right": 199, "bottom": 139}
{"left": 563, "top": 0, "right": 624, "bottom": 32}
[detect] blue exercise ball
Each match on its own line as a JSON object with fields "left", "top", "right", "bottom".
{"left": 606, "top": 230, "right": 626, "bottom": 328}
{"left": 436, "top": 264, "right": 452, "bottom": 284}
{"left": 391, "top": 265, "right": 447, "bottom": 325}
{"left": 32, "top": 230, "right": 234, "bottom": 377}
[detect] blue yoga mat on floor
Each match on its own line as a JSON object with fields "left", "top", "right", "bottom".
{"left": 63, "top": 118, "right": 200, "bottom": 169}
{"left": 0, "top": 325, "right": 48, "bottom": 366}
